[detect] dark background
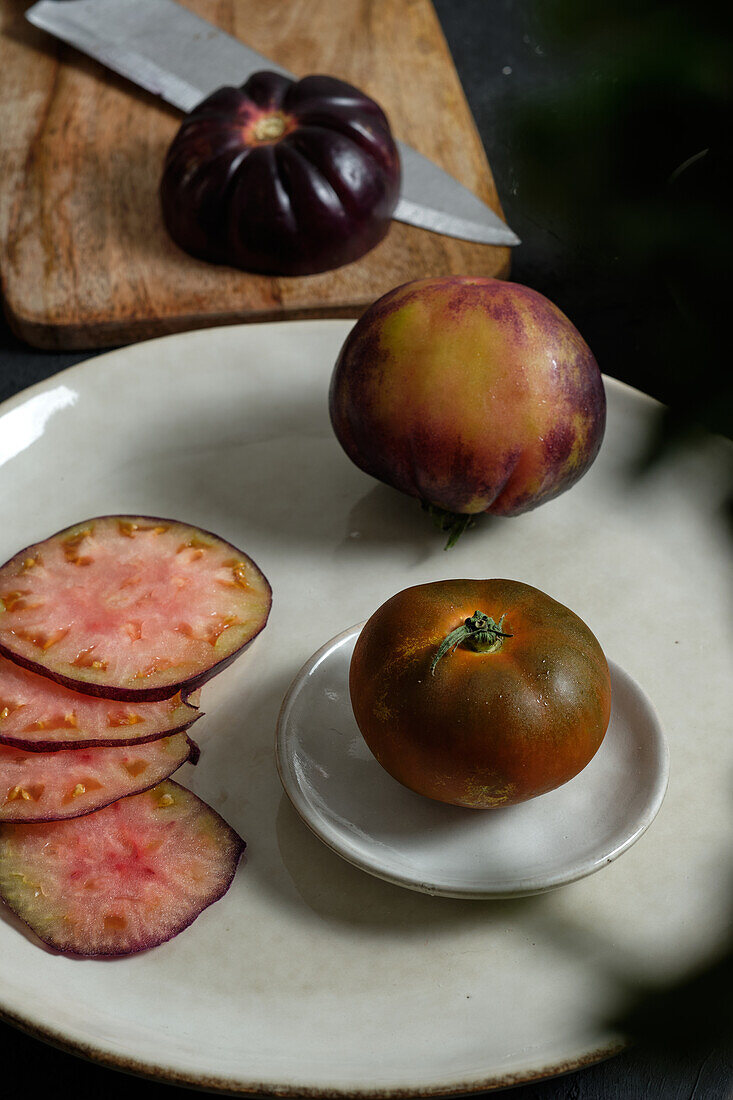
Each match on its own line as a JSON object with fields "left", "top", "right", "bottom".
{"left": 1, "top": 0, "right": 732, "bottom": 1097}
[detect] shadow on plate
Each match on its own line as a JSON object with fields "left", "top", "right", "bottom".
{"left": 122, "top": 381, "right": 460, "bottom": 560}
{"left": 273, "top": 791, "right": 542, "bottom": 933}
{"left": 188, "top": 656, "right": 539, "bottom": 934}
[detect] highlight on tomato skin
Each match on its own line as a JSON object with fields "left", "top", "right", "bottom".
{"left": 349, "top": 578, "right": 612, "bottom": 810}
{"left": 329, "top": 276, "right": 606, "bottom": 548}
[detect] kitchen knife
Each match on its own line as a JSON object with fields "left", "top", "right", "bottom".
{"left": 25, "top": 0, "right": 520, "bottom": 247}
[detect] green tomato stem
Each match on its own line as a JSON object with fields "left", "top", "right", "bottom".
{"left": 430, "top": 611, "right": 512, "bottom": 676}
{"left": 421, "top": 503, "right": 476, "bottom": 549}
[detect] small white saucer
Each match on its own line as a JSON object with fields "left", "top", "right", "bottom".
{"left": 276, "top": 625, "right": 670, "bottom": 899}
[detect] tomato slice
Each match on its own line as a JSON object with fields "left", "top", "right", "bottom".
{"left": 0, "top": 655, "right": 200, "bottom": 751}
{"left": 0, "top": 780, "right": 244, "bottom": 955}
{"left": 0, "top": 733, "right": 198, "bottom": 823}
{"left": 0, "top": 517, "right": 271, "bottom": 701}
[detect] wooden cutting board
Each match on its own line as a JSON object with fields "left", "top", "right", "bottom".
{"left": 0, "top": 0, "right": 512, "bottom": 350}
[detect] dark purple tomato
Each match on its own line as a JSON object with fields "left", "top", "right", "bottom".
{"left": 160, "top": 71, "right": 402, "bottom": 276}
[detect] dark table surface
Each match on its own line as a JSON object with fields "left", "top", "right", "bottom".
{"left": 1, "top": 1, "right": 731, "bottom": 1097}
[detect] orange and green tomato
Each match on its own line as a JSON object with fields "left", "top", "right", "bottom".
{"left": 349, "top": 579, "right": 611, "bottom": 810}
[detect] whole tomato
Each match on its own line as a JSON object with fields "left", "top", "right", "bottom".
{"left": 160, "top": 71, "right": 401, "bottom": 276}
{"left": 329, "top": 276, "right": 606, "bottom": 546}
{"left": 349, "top": 579, "right": 611, "bottom": 809}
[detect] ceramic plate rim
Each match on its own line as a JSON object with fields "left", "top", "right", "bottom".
{"left": 1, "top": 320, "right": 724, "bottom": 1099}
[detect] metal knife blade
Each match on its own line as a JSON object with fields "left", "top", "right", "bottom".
{"left": 25, "top": 0, "right": 520, "bottom": 247}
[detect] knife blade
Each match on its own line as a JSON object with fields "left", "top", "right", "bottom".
{"left": 25, "top": 0, "right": 520, "bottom": 247}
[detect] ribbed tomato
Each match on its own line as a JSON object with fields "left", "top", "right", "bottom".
{"left": 349, "top": 579, "right": 611, "bottom": 809}
{"left": 160, "top": 70, "right": 401, "bottom": 275}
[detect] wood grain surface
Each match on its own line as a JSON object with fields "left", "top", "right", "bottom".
{"left": 0, "top": 0, "right": 512, "bottom": 349}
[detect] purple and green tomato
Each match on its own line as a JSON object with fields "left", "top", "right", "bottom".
{"left": 329, "top": 276, "right": 606, "bottom": 543}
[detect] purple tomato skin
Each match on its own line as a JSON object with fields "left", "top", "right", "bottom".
{"left": 329, "top": 276, "right": 606, "bottom": 518}
{"left": 160, "top": 71, "right": 401, "bottom": 276}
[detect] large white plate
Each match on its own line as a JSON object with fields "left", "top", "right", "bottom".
{"left": 0, "top": 321, "right": 730, "bottom": 1095}
{"left": 276, "top": 630, "right": 669, "bottom": 899}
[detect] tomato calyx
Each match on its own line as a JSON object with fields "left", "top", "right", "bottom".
{"left": 421, "top": 504, "right": 476, "bottom": 550}
{"left": 430, "top": 611, "right": 512, "bottom": 677}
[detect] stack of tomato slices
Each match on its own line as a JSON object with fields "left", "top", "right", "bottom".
{"left": 0, "top": 516, "right": 271, "bottom": 957}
